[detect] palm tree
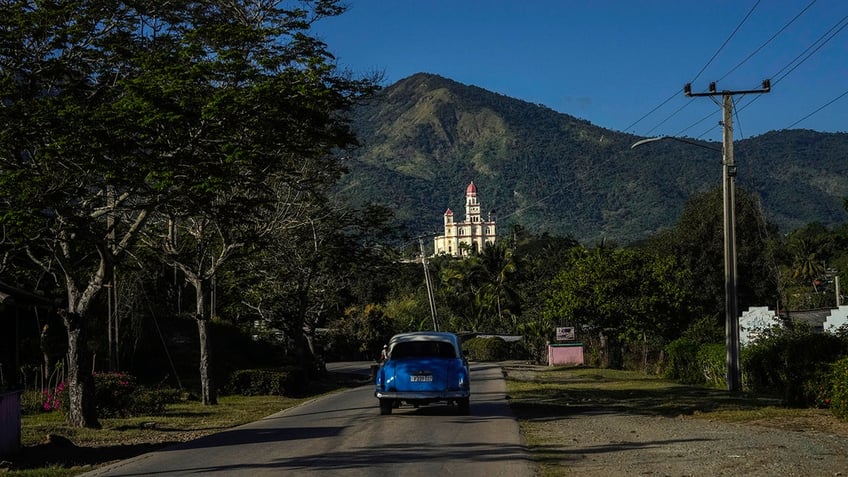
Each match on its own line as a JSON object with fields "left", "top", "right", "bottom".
{"left": 791, "top": 238, "right": 825, "bottom": 287}
{"left": 439, "top": 257, "right": 486, "bottom": 332}
{"left": 478, "top": 242, "right": 520, "bottom": 331}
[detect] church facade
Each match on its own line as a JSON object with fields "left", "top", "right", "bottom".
{"left": 433, "top": 181, "right": 497, "bottom": 256}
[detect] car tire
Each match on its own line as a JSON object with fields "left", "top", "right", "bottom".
{"left": 457, "top": 397, "right": 470, "bottom": 415}
{"left": 379, "top": 399, "right": 393, "bottom": 415}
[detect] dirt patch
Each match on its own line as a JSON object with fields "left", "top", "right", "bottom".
{"left": 504, "top": 362, "right": 848, "bottom": 476}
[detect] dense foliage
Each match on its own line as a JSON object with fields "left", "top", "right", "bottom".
{"left": 742, "top": 323, "right": 848, "bottom": 407}
{"left": 543, "top": 247, "right": 693, "bottom": 343}
{"left": 831, "top": 356, "right": 848, "bottom": 420}
{"left": 644, "top": 187, "right": 781, "bottom": 317}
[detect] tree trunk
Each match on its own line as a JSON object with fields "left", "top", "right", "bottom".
{"left": 62, "top": 311, "right": 101, "bottom": 429}
{"left": 194, "top": 281, "right": 217, "bottom": 405}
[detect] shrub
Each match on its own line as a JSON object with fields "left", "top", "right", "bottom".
{"left": 663, "top": 339, "right": 726, "bottom": 387}
{"left": 803, "top": 366, "right": 834, "bottom": 409}
{"left": 462, "top": 337, "right": 510, "bottom": 361}
{"left": 225, "top": 366, "right": 308, "bottom": 397}
{"left": 742, "top": 324, "right": 848, "bottom": 406}
{"left": 129, "top": 387, "right": 182, "bottom": 416}
{"left": 32, "top": 372, "right": 182, "bottom": 417}
{"left": 94, "top": 372, "right": 137, "bottom": 418}
{"left": 698, "top": 343, "right": 727, "bottom": 389}
{"left": 664, "top": 338, "right": 703, "bottom": 383}
{"left": 831, "top": 357, "right": 848, "bottom": 420}
{"left": 20, "top": 389, "right": 48, "bottom": 415}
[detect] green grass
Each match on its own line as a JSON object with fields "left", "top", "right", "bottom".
{"left": 506, "top": 365, "right": 779, "bottom": 419}
{"left": 19, "top": 394, "right": 305, "bottom": 447}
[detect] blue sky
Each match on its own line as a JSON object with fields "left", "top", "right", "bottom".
{"left": 315, "top": 0, "right": 846, "bottom": 142}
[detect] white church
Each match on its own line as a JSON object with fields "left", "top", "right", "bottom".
{"left": 433, "top": 181, "right": 497, "bottom": 257}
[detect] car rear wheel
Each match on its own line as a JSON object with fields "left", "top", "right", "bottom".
{"left": 379, "top": 398, "right": 394, "bottom": 415}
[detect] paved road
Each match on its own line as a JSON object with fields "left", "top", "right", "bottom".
{"left": 84, "top": 362, "right": 533, "bottom": 476}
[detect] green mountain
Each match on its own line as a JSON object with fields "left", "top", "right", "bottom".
{"left": 337, "top": 73, "right": 848, "bottom": 245}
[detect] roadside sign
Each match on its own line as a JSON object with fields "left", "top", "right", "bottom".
{"left": 556, "top": 327, "right": 575, "bottom": 342}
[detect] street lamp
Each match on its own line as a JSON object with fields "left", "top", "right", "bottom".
{"left": 631, "top": 133, "right": 741, "bottom": 392}
{"left": 630, "top": 136, "right": 719, "bottom": 152}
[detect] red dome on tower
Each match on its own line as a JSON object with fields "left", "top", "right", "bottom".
{"left": 466, "top": 181, "right": 477, "bottom": 196}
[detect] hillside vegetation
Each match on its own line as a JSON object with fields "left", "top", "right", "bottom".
{"left": 338, "top": 73, "right": 848, "bottom": 244}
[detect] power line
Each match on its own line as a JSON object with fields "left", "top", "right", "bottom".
{"left": 686, "top": 10, "right": 847, "bottom": 139}
{"left": 771, "top": 14, "right": 848, "bottom": 85}
{"left": 786, "top": 89, "right": 848, "bottom": 129}
{"left": 717, "top": 0, "right": 817, "bottom": 83}
{"left": 644, "top": 100, "right": 690, "bottom": 136}
{"left": 677, "top": 108, "right": 720, "bottom": 138}
{"left": 690, "top": 0, "right": 762, "bottom": 85}
{"left": 730, "top": 12, "right": 845, "bottom": 112}
{"left": 642, "top": 2, "right": 844, "bottom": 139}
{"left": 622, "top": 90, "right": 677, "bottom": 134}
{"left": 727, "top": 14, "right": 848, "bottom": 128}
{"left": 632, "top": 0, "right": 762, "bottom": 136}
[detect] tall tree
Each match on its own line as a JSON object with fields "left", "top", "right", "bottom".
{"left": 647, "top": 187, "right": 781, "bottom": 318}
{"left": 0, "top": 1, "right": 163, "bottom": 428}
{"left": 126, "top": 1, "right": 376, "bottom": 404}
{"left": 437, "top": 242, "right": 521, "bottom": 333}
{"left": 543, "top": 246, "right": 692, "bottom": 347}
{"left": 477, "top": 241, "right": 520, "bottom": 331}
{"left": 0, "top": 0, "right": 376, "bottom": 421}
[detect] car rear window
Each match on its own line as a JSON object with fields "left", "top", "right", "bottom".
{"left": 391, "top": 341, "right": 458, "bottom": 359}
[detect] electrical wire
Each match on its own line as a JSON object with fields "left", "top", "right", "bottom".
{"left": 732, "top": 95, "right": 746, "bottom": 140}
{"left": 621, "top": 90, "right": 677, "bottom": 134}
{"left": 641, "top": 1, "right": 847, "bottom": 140}
{"left": 690, "top": 0, "right": 762, "bottom": 85}
{"left": 675, "top": 109, "right": 719, "bottom": 138}
{"left": 726, "top": 14, "right": 848, "bottom": 128}
{"left": 717, "top": 0, "right": 817, "bottom": 83}
{"left": 786, "top": 89, "right": 848, "bottom": 129}
{"left": 771, "top": 14, "right": 848, "bottom": 85}
{"left": 628, "top": 0, "right": 762, "bottom": 136}
{"left": 686, "top": 9, "right": 847, "bottom": 139}
{"left": 644, "top": 100, "right": 690, "bottom": 136}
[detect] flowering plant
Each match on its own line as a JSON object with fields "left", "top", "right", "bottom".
{"left": 93, "top": 371, "right": 137, "bottom": 417}
{"left": 42, "top": 381, "right": 65, "bottom": 411}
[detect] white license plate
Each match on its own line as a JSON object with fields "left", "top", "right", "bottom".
{"left": 410, "top": 375, "right": 433, "bottom": 382}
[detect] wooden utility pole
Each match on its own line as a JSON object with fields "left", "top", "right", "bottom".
{"left": 419, "top": 237, "right": 439, "bottom": 331}
{"left": 685, "top": 80, "right": 770, "bottom": 392}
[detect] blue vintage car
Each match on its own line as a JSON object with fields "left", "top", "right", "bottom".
{"left": 374, "top": 331, "right": 471, "bottom": 415}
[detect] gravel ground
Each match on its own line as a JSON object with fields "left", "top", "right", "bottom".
{"left": 524, "top": 412, "right": 848, "bottom": 476}
{"left": 505, "top": 363, "right": 848, "bottom": 476}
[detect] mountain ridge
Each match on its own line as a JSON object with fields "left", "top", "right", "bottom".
{"left": 338, "top": 72, "right": 848, "bottom": 244}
